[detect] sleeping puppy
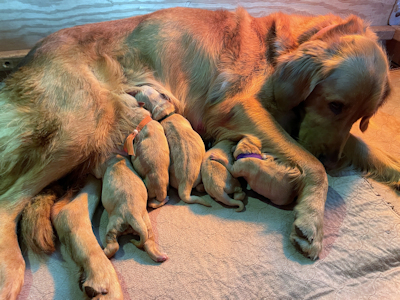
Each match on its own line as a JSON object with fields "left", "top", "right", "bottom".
{"left": 201, "top": 140, "right": 246, "bottom": 212}
{"left": 99, "top": 154, "right": 168, "bottom": 262}
{"left": 120, "top": 94, "right": 170, "bottom": 209}
{"left": 213, "top": 135, "right": 303, "bottom": 206}
{"left": 132, "top": 85, "right": 210, "bottom": 207}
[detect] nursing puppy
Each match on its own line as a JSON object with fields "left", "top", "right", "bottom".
{"left": 99, "top": 154, "right": 168, "bottom": 262}
{"left": 213, "top": 135, "right": 303, "bottom": 206}
{"left": 132, "top": 85, "right": 210, "bottom": 207}
{"left": 120, "top": 94, "right": 170, "bottom": 208}
{"left": 201, "top": 140, "right": 246, "bottom": 212}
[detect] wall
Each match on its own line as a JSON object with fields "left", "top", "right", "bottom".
{"left": 0, "top": 0, "right": 396, "bottom": 52}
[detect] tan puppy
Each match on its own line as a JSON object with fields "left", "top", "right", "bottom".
{"left": 120, "top": 94, "right": 170, "bottom": 209}
{"left": 201, "top": 140, "right": 246, "bottom": 212}
{"left": 132, "top": 85, "right": 210, "bottom": 207}
{"left": 213, "top": 135, "right": 304, "bottom": 206}
{"left": 99, "top": 154, "right": 168, "bottom": 262}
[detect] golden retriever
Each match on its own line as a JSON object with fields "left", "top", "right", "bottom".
{"left": 0, "top": 7, "right": 397, "bottom": 299}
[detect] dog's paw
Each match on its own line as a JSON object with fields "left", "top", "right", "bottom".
{"left": 79, "top": 259, "right": 123, "bottom": 299}
{"left": 289, "top": 213, "right": 323, "bottom": 260}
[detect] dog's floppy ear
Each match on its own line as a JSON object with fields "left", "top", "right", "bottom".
{"left": 359, "top": 116, "right": 371, "bottom": 132}
{"left": 360, "top": 78, "right": 392, "bottom": 132}
{"left": 272, "top": 40, "right": 329, "bottom": 111}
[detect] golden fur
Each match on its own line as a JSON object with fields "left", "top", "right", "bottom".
{"left": 201, "top": 140, "right": 246, "bottom": 212}
{"left": 100, "top": 154, "right": 167, "bottom": 262}
{"left": 213, "top": 135, "right": 304, "bottom": 206}
{"left": 0, "top": 7, "right": 397, "bottom": 299}
{"left": 133, "top": 85, "right": 210, "bottom": 207}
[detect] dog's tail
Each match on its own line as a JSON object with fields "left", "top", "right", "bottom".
{"left": 178, "top": 183, "right": 211, "bottom": 207}
{"left": 20, "top": 186, "right": 64, "bottom": 254}
{"left": 342, "top": 134, "right": 400, "bottom": 189}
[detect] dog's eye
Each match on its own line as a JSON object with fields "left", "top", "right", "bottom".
{"left": 160, "top": 93, "right": 170, "bottom": 101}
{"left": 329, "top": 102, "right": 344, "bottom": 115}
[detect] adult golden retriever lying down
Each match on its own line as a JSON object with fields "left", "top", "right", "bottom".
{"left": 0, "top": 6, "right": 398, "bottom": 299}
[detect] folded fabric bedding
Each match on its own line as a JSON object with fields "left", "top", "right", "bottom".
{"left": 19, "top": 170, "right": 400, "bottom": 300}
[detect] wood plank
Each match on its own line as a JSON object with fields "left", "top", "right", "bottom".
{"left": 0, "top": 0, "right": 396, "bottom": 52}
{"left": 392, "top": 25, "right": 400, "bottom": 41}
{"left": 0, "top": 49, "right": 30, "bottom": 72}
{"left": 371, "top": 26, "right": 395, "bottom": 40}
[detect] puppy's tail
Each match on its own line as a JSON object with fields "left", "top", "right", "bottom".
{"left": 342, "top": 134, "right": 400, "bottom": 189}
{"left": 20, "top": 188, "right": 60, "bottom": 254}
{"left": 178, "top": 183, "right": 211, "bottom": 207}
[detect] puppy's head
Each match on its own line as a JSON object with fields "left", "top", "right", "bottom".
{"left": 271, "top": 16, "right": 391, "bottom": 169}
{"left": 131, "top": 85, "right": 175, "bottom": 120}
{"left": 232, "top": 135, "right": 262, "bottom": 159}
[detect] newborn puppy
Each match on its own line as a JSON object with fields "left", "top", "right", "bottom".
{"left": 201, "top": 140, "right": 246, "bottom": 212}
{"left": 132, "top": 85, "right": 210, "bottom": 207}
{"left": 121, "top": 95, "right": 170, "bottom": 208}
{"left": 214, "top": 135, "right": 303, "bottom": 206}
{"left": 100, "top": 154, "right": 167, "bottom": 262}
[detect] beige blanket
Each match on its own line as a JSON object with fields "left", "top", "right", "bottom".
{"left": 18, "top": 169, "right": 400, "bottom": 299}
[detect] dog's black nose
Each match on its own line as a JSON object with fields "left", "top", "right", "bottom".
{"left": 84, "top": 286, "right": 108, "bottom": 298}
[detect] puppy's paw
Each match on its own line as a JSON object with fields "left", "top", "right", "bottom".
{"left": 289, "top": 213, "right": 323, "bottom": 260}
{"left": 148, "top": 196, "right": 169, "bottom": 209}
{"left": 79, "top": 257, "right": 123, "bottom": 299}
{"left": 141, "top": 239, "right": 168, "bottom": 263}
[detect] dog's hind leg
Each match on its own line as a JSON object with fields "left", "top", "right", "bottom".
{"left": 52, "top": 176, "right": 123, "bottom": 299}
{"left": 0, "top": 204, "right": 27, "bottom": 300}
{"left": 0, "top": 157, "right": 82, "bottom": 299}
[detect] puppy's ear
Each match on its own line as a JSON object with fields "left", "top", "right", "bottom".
{"left": 272, "top": 40, "right": 329, "bottom": 110}
{"left": 233, "top": 135, "right": 262, "bottom": 158}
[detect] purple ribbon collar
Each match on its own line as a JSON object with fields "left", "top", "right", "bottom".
{"left": 236, "top": 153, "right": 263, "bottom": 160}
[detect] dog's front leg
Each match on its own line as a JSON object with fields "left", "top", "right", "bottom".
{"left": 207, "top": 98, "right": 328, "bottom": 259}
{"left": 52, "top": 175, "right": 123, "bottom": 299}
{"left": 341, "top": 134, "right": 400, "bottom": 189}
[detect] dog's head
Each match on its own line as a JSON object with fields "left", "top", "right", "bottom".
{"left": 271, "top": 16, "right": 391, "bottom": 169}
